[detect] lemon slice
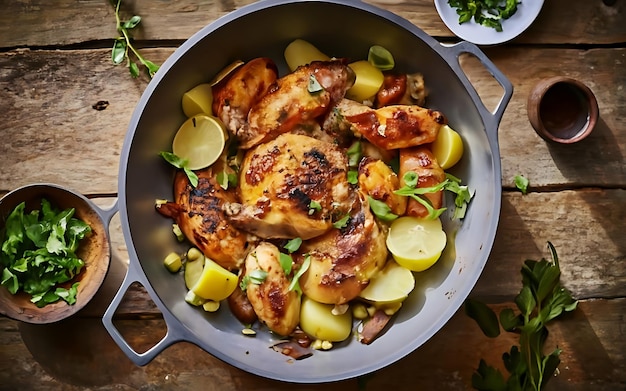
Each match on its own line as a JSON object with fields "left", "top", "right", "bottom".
{"left": 182, "top": 83, "right": 213, "bottom": 118}
{"left": 191, "top": 257, "right": 238, "bottom": 302}
{"left": 346, "top": 60, "right": 384, "bottom": 103}
{"left": 172, "top": 114, "right": 227, "bottom": 170}
{"left": 386, "top": 216, "right": 447, "bottom": 272}
{"left": 432, "top": 124, "right": 464, "bottom": 170}
{"left": 184, "top": 251, "right": 205, "bottom": 290}
{"left": 359, "top": 260, "right": 415, "bottom": 304}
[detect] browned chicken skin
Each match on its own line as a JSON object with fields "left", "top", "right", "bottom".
{"left": 212, "top": 57, "right": 279, "bottom": 137}
{"left": 399, "top": 146, "right": 446, "bottom": 218}
{"left": 225, "top": 133, "right": 352, "bottom": 240}
{"left": 244, "top": 242, "right": 301, "bottom": 336}
{"left": 238, "top": 60, "right": 355, "bottom": 149}
{"left": 333, "top": 98, "right": 446, "bottom": 150}
{"left": 297, "top": 193, "right": 388, "bottom": 305}
{"left": 156, "top": 168, "right": 251, "bottom": 271}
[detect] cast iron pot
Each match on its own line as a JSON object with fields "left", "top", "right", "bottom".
{"left": 103, "top": 0, "right": 512, "bottom": 383}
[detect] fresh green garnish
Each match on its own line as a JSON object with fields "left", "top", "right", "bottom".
{"left": 368, "top": 45, "right": 395, "bottom": 71}
{"left": 447, "top": 0, "right": 520, "bottom": 32}
{"left": 514, "top": 174, "right": 529, "bottom": 195}
{"left": 394, "top": 171, "right": 473, "bottom": 220}
{"left": 347, "top": 170, "right": 359, "bottom": 185}
{"left": 111, "top": 0, "right": 160, "bottom": 78}
{"left": 308, "top": 74, "right": 324, "bottom": 93}
{"left": 239, "top": 269, "right": 268, "bottom": 291}
{"left": 308, "top": 200, "right": 322, "bottom": 215}
{"left": 333, "top": 214, "right": 350, "bottom": 229}
{"left": 367, "top": 196, "right": 398, "bottom": 222}
{"left": 465, "top": 242, "right": 578, "bottom": 391}
{"left": 288, "top": 254, "right": 311, "bottom": 293}
{"left": 347, "top": 141, "right": 363, "bottom": 168}
{"left": 279, "top": 237, "right": 303, "bottom": 276}
{"left": 159, "top": 151, "right": 199, "bottom": 187}
{"left": 0, "top": 199, "right": 92, "bottom": 307}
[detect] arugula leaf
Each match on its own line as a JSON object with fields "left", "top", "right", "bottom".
{"left": 466, "top": 242, "right": 577, "bottom": 391}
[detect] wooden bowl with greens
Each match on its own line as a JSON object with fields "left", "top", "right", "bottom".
{"left": 0, "top": 184, "right": 112, "bottom": 324}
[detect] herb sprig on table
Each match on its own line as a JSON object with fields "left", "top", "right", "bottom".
{"left": 447, "top": 0, "right": 521, "bottom": 32}
{"left": 111, "top": 0, "right": 159, "bottom": 78}
{"left": 0, "top": 199, "right": 92, "bottom": 307}
{"left": 465, "top": 242, "right": 578, "bottom": 391}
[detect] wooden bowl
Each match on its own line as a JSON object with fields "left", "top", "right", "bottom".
{"left": 0, "top": 184, "right": 111, "bottom": 324}
{"left": 527, "top": 76, "right": 599, "bottom": 143}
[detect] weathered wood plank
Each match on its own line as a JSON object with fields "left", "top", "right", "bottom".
{"left": 1, "top": 299, "right": 624, "bottom": 390}
{"left": 1, "top": 47, "right": 624, "bottom": 194}
{"left": 0, "top": 0, "right": 624, "bottom": 49}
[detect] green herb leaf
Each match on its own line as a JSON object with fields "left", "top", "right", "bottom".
{"left": 367, "top": 196, "right": 398, "bottom": 222}
{"left": 112, "top": 39, "right": 127, "bottom": 65}
{"left": 122, "top": 15, "right": 141, "bottom": 30}
{"left": 159, "top": 151, "right": 198, "bottom": 187}
{"left": 308, "top": 200, "right": 322, "bottom": 215}
{"left": 279, "top": 253, "right": 293, "bottom": 276}
{"left": 465, "top": 298, "right": 501, "bottom": 338}
{"left": 283, "top": 238, "right": 302, "bottom": 253}
{"left": 288, "top": 254, "right": 311, "bottom": 293}
{"left": 333, "top": 214, "right": 350, "bottom": 229}
{"left": 347, "top": 170, "right": 358, "bottom": 185}
{"left": 447, "top": 0, "right": 520, "bottom": 32}
{"left": 307, "top": 74, "right": 324, "bottom": 93}
{"left": 346, "top": 141, "right": 362, "bottom": 168}
{"left": 368, "top": 45, "right": 395, "bottom": 71}
{"left": 514, "top": 174, "right": 529, "bottom": 194}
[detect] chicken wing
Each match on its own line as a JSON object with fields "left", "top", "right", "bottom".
{"left": 332, "top": 98, "right": 446, "bottom": 150}
{"left": 244, "top": 242, "right": 301, "bottom": 336}
{"left": 297, "top": 193, "right": 388, "bottom": 305}
{"left": 237, "top": 60, "right": 355, "bottom": 149}
{"left": 225, "top": 133, "right": 353, "bottom": 240}
{"left": 156, "top": 168, "right": 251, "bottom": 271}
{"left": 212, "top": 57, "right": 278, "bottom": 137}
{"left": 399, "top": 146, "right": 446, "bottom": 218}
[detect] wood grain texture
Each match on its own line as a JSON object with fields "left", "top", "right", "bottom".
{"left": 1, "top": 47, "right": 624, "bottom": 193}
{"left": 1, "top": 299, "right": 623, "bottom": 390}
{"left": 0, "top": 0, "right": 624, "bottom": 48}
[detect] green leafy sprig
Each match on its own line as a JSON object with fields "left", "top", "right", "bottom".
{"left": 111, "top": 0, "right": 159, "bottom": 78}
{"left": 465, "top": 242, "right": 578, "bottom": 391}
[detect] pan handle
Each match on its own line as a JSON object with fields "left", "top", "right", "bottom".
{"left": 102, "top": 255, "right": 198, "bottom": 366}
{"left": 441, "top": 40, "right": 514, "bottom": 136}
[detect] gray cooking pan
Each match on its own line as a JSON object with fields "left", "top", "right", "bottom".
{"left": 103, "top": 0, "right": 512, "bottom": 383}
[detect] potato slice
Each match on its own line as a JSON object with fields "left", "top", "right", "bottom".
{"left": 359, "top": 260, "right": 415, "bottom": 304}
{"left": 346, "top": 60, "right": 384, "bottom": 103}
{"left": 191, "top": 257, "right": 238, "bottom": 301}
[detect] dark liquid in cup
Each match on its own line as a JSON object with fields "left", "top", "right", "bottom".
{"left": 539, "top": 82, "right": 590, "bottom": 140}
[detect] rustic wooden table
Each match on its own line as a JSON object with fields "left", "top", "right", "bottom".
{"left": 1, "top": 1, "right": 624, "bottom": 390}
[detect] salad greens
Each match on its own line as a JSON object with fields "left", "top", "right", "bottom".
{"left": 447, "top": 0, "right": 521, "bottom": 32}
{"left": 466, "top": 242, "right": 578, "bottom": 391}
{"left": 1, "top": 199, "right": 92, "bottom": 307}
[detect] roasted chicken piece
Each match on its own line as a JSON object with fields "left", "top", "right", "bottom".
{"left": 225, "top": 133, "right": 352, "bottom": 240}
{"left": 358, "top": 157, "right": 407, "bottom": 216}
{"left": 297, "top": 193, "right": 387, "bottom": 305}
{"left": 399, "top": 146, "right": 446, "bottom": 218}
{"left": 237, "top": 60, "right": 355, "bottom": 149}
{"left": 212, "top": 57, "right": 278, "bottom": 137}
{"left": 333, "top": 98, "right": 446, "bottom": 150}
{"left": 156, "top": 168, "right": 251, "bottom": 271}
{"left": 243, "top": 242, "right": 301, "bottom": 336}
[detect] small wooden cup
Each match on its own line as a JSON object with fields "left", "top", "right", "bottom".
{"left": 0, "top": 184, "right": 111, "bottom": 324}
{"left": 527, "top": 76, "right": 599, "bottom": 144}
